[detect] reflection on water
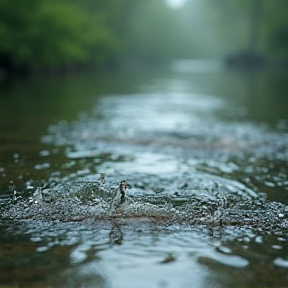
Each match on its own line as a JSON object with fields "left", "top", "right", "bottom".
{"left": 0, "top": 61, "right": 288, "bottom": 288}
{"left": 1, "top": 219, "right": 288, "bottom": 288}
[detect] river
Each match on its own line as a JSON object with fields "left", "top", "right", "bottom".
{"left": 0, "top": 60, "right": 288, "bottom": 288}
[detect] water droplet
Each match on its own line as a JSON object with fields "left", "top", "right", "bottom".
{"left": 274, "top": 257, "right": 288, "bottom": 268}
{"left": 255, "top": 236, "right": 263, "bottom": 244}
{"left": 34, "top": 163, "right": 50, "bottom": 170}
{"left": 39, "top": 150, "right": 50, "bottom": 157}
{"left": 272, "top": 245, "right": 282, "bottom": 250}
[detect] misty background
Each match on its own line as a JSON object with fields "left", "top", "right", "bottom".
{"left": 1, "top": 0, "right": 288, "bottom": 74}
{"left": 1, "top": 2, "right": 288, "bottom": 287}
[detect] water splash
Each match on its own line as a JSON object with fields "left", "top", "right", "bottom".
{"left": 2, "top": 92, "right": 288, "bottom": 238}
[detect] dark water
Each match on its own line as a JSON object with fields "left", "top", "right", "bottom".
{"left": 0, "top": 60, "right": 288, "bottom": 288}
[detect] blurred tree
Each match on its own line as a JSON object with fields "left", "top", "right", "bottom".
{"left": 0, "top": 0, "right": 201, "bottom": 72}
{"left": 202, "top": 0, "right": 288, "bottom": 60}
{"left": 271, "top": 24, "right": 288, "bottom": 57}
{"left": 1, "top": 0, "right": 288, "bottom": 72}
{"left": 264, "top": 0, "right": 288, "bottom": 60}
{"left": 125, "top": 0, "right": 186, "bottom": 62}
{"left": 71, "top": 0, "right": 138, "bottom": 63}
{"left": 0, "top": 0, "right": 135, "bottom": 72}
{"left": 194, "top": 0, "right": 260, "bottom": 55}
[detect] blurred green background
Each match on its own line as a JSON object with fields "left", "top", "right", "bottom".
{"left": 1, "top": 0, "right": 288, "bottom": 74}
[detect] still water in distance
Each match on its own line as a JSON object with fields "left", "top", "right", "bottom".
{"left": 0, "top": 60, "right": 288, "bottom": 288}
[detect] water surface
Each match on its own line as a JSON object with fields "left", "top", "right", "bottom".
{"left": 1, "top": 61, "right": 288, "bottom": 288}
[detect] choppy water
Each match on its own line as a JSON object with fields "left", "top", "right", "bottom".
{"left": 1, "top": 61, "right": 288, "bottom": 288}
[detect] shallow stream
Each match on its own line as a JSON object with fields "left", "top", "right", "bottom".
{"left": 0, "top": 61, "right": 288, "bottom": 288}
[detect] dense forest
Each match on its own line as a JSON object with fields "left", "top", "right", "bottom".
{"left": 0, "top": 0, "right": 288, "bottom": 73}
{"left": 0, "top": 0, "right": 136, "bottom": 71}
{"left": 0, "top": 0, "right": 181, "bottom": 72}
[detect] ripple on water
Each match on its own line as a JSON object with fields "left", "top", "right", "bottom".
{"left": 2, "top": 71, "right": 288, "bottom": 288}
{"left": 2, "top": 169, "right": 288, "bottom": 239}
{"left": 2, "top": 91, "right": 288, "bottom": 286}
{"left": 198, "top": 252, "right": 249, "bottom": 268}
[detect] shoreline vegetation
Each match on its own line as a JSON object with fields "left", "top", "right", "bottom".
{"left": 1, "top": 0, "right": 288, "bottom": 76}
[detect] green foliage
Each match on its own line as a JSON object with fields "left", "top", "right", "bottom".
{"left": 0, "top": 0, "right": 190, "bottom": 71}
{"left": 1, "top": 0, "right": 288, "bottom": 71}
{"left": 270, "top": 24, "right": 288, "bottom": 56}
{"left": 0, "top": 0, "right": 123, "bottom": 70}
{"left": 204, "top": 0, "right": 288, "bottom": 58}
